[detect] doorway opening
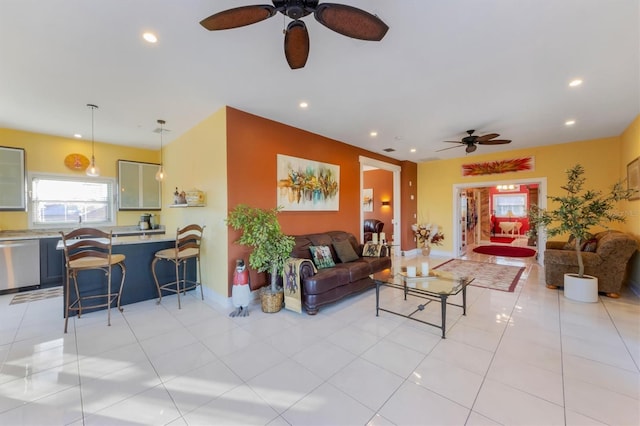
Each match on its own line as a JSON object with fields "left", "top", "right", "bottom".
{"left": 452, "top": 177, "right": 547, "bottom": 264}
{"left": 360, "top": 156, "right": 401, "bottom": 255}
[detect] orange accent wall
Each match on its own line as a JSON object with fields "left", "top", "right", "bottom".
{"left": 363, "top": 169, "right": 393, "bottom": 240}
{"left": 400, "top": 161, "right": 418, "bottom": 251}
{"left": 226, "top": 107, "right": 410, "bottom": 291}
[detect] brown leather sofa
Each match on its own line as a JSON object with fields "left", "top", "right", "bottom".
{"left": 363, "top": 219, "right": 384, "bottom": 242}
{"left": 544, "top": 230, "right": 639, "bottom": 297}
{"left": 290, "top": 230, "right": 391, "bottom": 314}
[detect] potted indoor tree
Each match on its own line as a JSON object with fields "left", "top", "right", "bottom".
{"left": 226, "top": 204, "right": 295, "bottom": 312}
{"left": 537, "top": 164, "right": 635, "bottom": 301}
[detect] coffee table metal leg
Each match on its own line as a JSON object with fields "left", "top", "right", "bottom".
{"left": 375, "top": 282, "right": 380, "bottom": 317}
{"left": 462, "top": 285, "right": 467, "bottom": 315}
{"left": 440, "top": 294, "right": 447, "bottom": 338}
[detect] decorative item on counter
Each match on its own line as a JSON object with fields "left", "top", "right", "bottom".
{"left": 174, "top": 187, "right": 180, "bottom": 204}
{"left": 178, "top": 190, "right": 187, "bottom": 204}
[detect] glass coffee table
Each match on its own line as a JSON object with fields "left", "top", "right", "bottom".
{"left": 372, "top": 268, "right": 474, "bottom": 338}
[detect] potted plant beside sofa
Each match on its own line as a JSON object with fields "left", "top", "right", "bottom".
{"left": 537, "top": 164, "right": 635, "bottom": 302}
{"left": 227, "top": 204, "right": 295, "bottom": 313}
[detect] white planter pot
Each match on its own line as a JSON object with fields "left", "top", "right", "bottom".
{"left": 564, "top": 273, "right": 598, "bottom": 303}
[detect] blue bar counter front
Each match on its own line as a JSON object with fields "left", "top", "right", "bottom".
{"left": 60, "top": 235, "right": 197, "bottom": 315}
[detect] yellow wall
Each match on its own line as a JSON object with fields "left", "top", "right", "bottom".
{"left": 0, "top": 128, "right": 159, "bottom": 230}
{"left": 160, "top": 107, "right": 229, "bottom": 298}
{"left": 620, "top": 115, "right": 640, "bottom": 235}
{"left": 418, "top": 134, "right": 634, "bottom": 252}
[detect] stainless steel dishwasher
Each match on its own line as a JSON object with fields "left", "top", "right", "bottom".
{"left": 0, "top": 239, "right": 41, "bottom": 291}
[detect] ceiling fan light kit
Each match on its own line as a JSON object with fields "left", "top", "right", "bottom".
{"left": 437, "top": 129, "right": 512, "bottom": 154}
{"left": 200, "top": 1, "right": 389, "bottom": 70}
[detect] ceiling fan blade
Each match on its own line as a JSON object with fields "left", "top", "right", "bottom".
{"left": 442, "top": 141, "right": 464, "bottom": 144}
{"left": 314, "top": 3, "right": 389, "bottom": 41}
{"left": 284, "top": 20, "right": 310, "bottom": 70}
{"left": 200, "top": 5, "right": 276, "bottom": 30}
{"left": 475, "top": 133, "right": 499, "bottom": 143}
{"left": 478, "top": 139, "right": 512, "bottom": 145}
{"left": 436, "top": 144, "right": 465, "bottom": 152}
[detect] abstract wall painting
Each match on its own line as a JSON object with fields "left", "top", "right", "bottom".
{"left": 462, "top": 156, "right": 535, "bottom": 176}
{"left": 277, "top": 154, "right": 340, "bottom": 211}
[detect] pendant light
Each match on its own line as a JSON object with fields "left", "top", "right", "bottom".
{"left": 155, "top": 119, "right": 166, "bottom": 181}
{"left": 86, "top": 103, "right": 100, "bottom": 177}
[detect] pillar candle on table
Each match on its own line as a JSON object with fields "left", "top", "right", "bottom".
{"left": 421, "top": 262, "right": 430, "bottom": 276}
{"left": 372, "top": 233, "right": 378, "bottom": 244}
{"left": 406, "top": 266, "right": 416, "bottom": 277}
{"left": 380, "top": 232, "right": 386, "bottom": 243}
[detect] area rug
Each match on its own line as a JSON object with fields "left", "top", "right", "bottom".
{"left": 433, "top": 259, "right": 525, "bottom": 292}
{"left": 10, "top": 287, "right": 63, "bottom": 305}
{"left": 473, "top": 245, "right": 536, "bottom": 258}
{"left": 490, "top": 236, "right": 515, "bottom": 244}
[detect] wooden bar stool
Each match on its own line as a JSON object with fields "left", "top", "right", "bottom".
{"left": 152, "top": 224, "right": 205, "bottom": 308}
{"left": 59, "top": 228, "right": 126, "bottom": 333}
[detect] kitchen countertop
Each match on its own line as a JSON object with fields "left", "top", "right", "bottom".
{"left": 55, "top": 233, "right": 175, "bottom": 250}
{"left": 0, "top": 226, "right": 166, "bottom": 241}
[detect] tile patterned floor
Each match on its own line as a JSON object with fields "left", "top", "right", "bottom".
{"left": 0, "top": 245, "right": 638, "bottom": 425}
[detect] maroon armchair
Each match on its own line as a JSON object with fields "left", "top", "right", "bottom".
{"left": 363, "top": 219, "right": 384, "bottom": 242}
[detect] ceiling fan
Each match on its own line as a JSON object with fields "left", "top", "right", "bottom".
{"left": 199, "top": 0, "right": 389, "bottom": 69}
{"left": 437, "top": 130, "right": 512, "bottom": 154}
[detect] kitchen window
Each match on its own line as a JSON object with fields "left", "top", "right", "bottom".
{"left": 29, "top": 173, "right": 116, "bottom": 227}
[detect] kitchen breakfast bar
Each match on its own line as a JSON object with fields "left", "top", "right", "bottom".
{"left": 0, "top": 227, "right": 196, "bottom": 315}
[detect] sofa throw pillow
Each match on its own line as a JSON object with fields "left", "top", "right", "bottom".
{"left": 333, "top": 239, "right": 359, "bottom": 263}
{"left": 309, "top": 245, "right": 336, "bottom": 269}
{"left": 363, "top": 242, "right": 383, "bottom": 257}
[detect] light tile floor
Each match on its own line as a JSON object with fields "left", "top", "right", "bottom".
{"left": 1, "top": 244, "right": 639, "bottom": 425}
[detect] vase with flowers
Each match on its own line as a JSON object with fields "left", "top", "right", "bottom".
{"left": 412, "top": 223, "right": 445, "bottom": 255}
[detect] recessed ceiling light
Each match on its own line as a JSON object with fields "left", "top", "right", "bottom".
{"left": 370, "top": 131, "right": 378, "bottom": 137}
{"left": 565, "top": 120, "right": 576, "bottom": 126}
{"left": 410, "top": 148, "right": 417, "bottom": 153}
{"left": 299, "top": 101, "right": 308, "bottom": 108}
{"left": 569, "top": 79, "right": 582, "bottom": 87}
{"left": 73, "top": 133, "right": 82, "bottom": 138}
{"left": 143, "top": 32, "right": 158, "bottom": 43}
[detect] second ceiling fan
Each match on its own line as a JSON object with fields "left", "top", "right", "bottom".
{"left": 437, "top": 130, "right": 512, "bottom": 154}
{"left": 200, "top": 0, "right": 389, "bottom": 69}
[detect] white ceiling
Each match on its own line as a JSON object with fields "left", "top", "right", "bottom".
{"left": 1, "top": 0, "right": 638, "bottom": 162}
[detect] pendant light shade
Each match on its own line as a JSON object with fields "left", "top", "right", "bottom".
{"left": 155, "top": 119, "right": 166, "bottom": 182}
{"left": 86, "top": 104, "right": 100, "bottom": 177}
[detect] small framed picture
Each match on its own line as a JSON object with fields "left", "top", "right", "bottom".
{"left": 363, "top": 188, "right": 373, "bottom": 212}
{"left": 628, "top": 156, "right": 640, "bottom": 201}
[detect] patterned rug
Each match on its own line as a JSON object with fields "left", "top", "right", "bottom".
{"left": 10, "top": 287, "right": 63, "bottom": 305}
{"left": 433, "top": 259, "right": 525, "bottom": 292}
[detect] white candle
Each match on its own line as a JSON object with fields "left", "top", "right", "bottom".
{"left": 421, "top": 262, "right": 430, "bottom": 276}
{"left": 406, "top": 266, "right": 417, "bottom": 277}
{"left": 380, "top": 232, "right": 386, "bottom": 242}
{"left": 372, "top": 233, "right": 378, "bottom": 244}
